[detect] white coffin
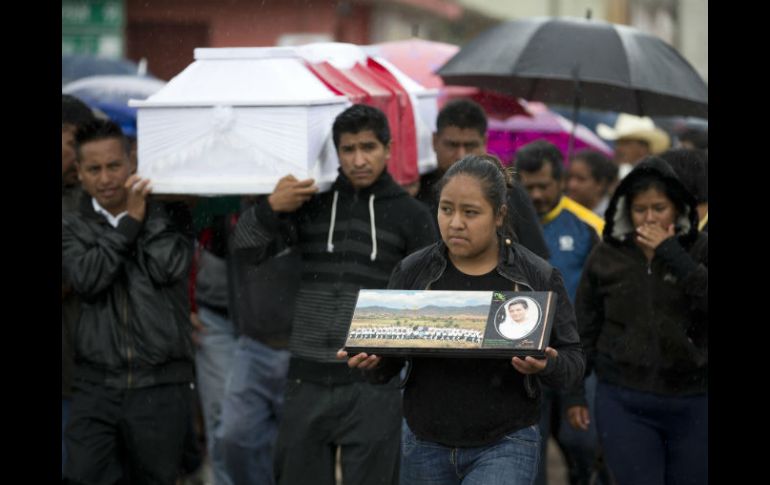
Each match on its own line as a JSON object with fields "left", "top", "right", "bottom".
{"left": 129, "top": 47, "right": 349, "bottom": 195}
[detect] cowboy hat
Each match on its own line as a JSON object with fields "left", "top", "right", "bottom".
{"left": 597, "top": 113, "right": 671, "bottom": 154}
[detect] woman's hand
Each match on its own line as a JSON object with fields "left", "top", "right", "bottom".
{"left": 190, "top": 312, "right": 205, "bottom": 348}
{"left": 636, "top": 223, "right": 675, "bottom": 252}
{"left": 567, "top": 405, "right": 591, "bottom": 431}
{"left": 511, "top": 347, "right": 558, "bottom": 374}
{"left": 336, "top": 349, "right": 382, "bottom": 370}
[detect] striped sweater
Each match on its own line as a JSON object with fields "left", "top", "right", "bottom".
{"left": 232, "top": 171, "right": 437, "bottom": 362}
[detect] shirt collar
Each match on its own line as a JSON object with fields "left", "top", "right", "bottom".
{"left": 92, "top": 198, "right": 128, "bottom": 228}
{"left": 541, "top": 196, "right": 566, "bottom": 225}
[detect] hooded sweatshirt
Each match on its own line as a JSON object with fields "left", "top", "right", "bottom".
{"left": 568, "top": 157, "right": 707, "bottom": 402}
{"left": 232, "top": 170, "right": 437, "bottom": 363}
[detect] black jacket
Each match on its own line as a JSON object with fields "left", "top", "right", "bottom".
{"left": 62, "top": 184, "right": 83, "bottom": 398}
{"left": 62, "top": 195, "right": 195, "bottom": 389}
{"left": 568, "top": 157, "right": 708, "bottom": 403}
{"left": 229, "top": 198, "right": 301, "bottom": 349}
{"left": 367, "top": 240, "right": 585, "bottom": 445}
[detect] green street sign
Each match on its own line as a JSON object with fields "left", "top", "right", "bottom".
{"left": 62, "top": 0, "right": 124, "bottom": 57}
{"left": 62, "top": 34, "right": 123, "bottom": 57}
{"left": 62, "top": 0, "right": 123, "bottom": 29}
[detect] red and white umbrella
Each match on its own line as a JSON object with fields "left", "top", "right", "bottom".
{"left": 366, "top": 38, "right": 530, "bottom": 119}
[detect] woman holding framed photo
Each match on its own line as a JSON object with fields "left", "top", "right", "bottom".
{"left": 339, "top": 154, "right": 584, "bottom": 485}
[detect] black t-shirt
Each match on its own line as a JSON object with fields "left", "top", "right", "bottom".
{"left": 403, "top": 259, "right": 538, "bottom": 447}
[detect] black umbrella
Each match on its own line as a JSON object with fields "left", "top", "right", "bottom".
{"left": 438, "top": 16, "right": 708, "bottom": 155}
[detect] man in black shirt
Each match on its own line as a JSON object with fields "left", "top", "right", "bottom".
{"left": 416, "top": 99, "right": 550, "bottom": 259}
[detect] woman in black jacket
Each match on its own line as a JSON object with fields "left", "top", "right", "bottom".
{"left": 339, "top": 155, "right": 584, "bottom": 485}
{"left": 566, "top": 157, "right": 708, "bottom": 485}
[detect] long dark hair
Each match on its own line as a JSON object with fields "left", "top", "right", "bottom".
{"left": 436, "top": 154, "right": 516, "bottom": 242}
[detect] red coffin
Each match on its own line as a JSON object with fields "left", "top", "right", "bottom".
{"left": 306, "top": 58, "right": 419, "bottom": 186}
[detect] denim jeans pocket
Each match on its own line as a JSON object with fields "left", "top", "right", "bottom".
{"left": 502, "top": 424, "right": 540, "bottom": 447}
{"left": 402, "top": 424, "right": 447, "bottom": 451}
{"left": 401, "top": 425, "right": 416, "bottom": 453}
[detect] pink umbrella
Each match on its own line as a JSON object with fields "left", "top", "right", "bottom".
{"left": 487, "top": 102, "right": 613, "bottom": 166}
{"left": 367, "top": 38, "right": 455, "bottom": 90}
{"left": 366, "top": 38, "right": 530, "bottom": 118}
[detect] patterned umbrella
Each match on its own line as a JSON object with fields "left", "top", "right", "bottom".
{"left": 367, "top": 38, "right": 530, "bottom": 118}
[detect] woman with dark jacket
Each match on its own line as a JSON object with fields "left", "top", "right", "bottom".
{"left": 339, "top": 155, "right": 584, "bottom": 485}
{"left": 566, "top": 156, "right": 708, "bottom": 485}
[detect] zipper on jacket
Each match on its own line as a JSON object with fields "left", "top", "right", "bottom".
{"left": 646, "top": 258, "right": 662, "bottom": 367}
{"left": 338, "top": 192, "right": 359, "bottom": 280}
{"left": 423, "top": 272, "right": 442, "bottom": 291}
{"left": 122, "top": 287, "right": 134, "bottom": 388}
{"left": 422, "top": 252, "right": 449, "bottom": 291}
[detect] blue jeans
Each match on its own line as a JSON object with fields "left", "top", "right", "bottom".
{"left": 400, "top": 421, "right": 541, "bottom": 485}
{"left": 214, "top": 336, "right": 290, "bottom": 485}
{"left": 595, "top": 380, "right": 708, "bottom": 485}
{"left": 194, "top": 306, "right": 238, "bottom": 485}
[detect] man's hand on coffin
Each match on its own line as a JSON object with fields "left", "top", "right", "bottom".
{"left": 126, "top": 175, "right": 152, "bottom": 221}
{"left": 268, "top": 175, "right": 318, "bottom": 213}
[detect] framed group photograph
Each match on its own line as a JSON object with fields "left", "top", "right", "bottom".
{"left": 343, "top": 289, "right": 557, "bottom": 358}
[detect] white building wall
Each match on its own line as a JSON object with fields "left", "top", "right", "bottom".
{"left": 456, "top": 0, "right": 607, "bottom": 20}
{"left": 678, "top": 0, "right": 707, "bottom": 82}
{"left": 456, "top": 0, "right": 706, "bottom": 82}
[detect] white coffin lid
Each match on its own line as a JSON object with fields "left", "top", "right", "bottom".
{"left": 296, "top": 42, "right": 367, "bottom": 69}
{"left": 129, "top": 47, "right": 347, "bottom": 108}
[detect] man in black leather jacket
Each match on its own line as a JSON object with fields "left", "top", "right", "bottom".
{"left": 62, "top": 119, "right": 195, "bottom": 485}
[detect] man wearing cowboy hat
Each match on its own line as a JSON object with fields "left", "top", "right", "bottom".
{"left": 597, "top": 113, "right": 671, "bottom": 179}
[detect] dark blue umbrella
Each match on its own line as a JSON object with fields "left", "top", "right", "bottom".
{"left": 62, "top": 54, "right": 151, "bottom": 86}
{"left": 62, "top": 75, "right": 166, "bottom": 137}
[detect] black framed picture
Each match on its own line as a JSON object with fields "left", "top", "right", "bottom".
{"left": 344, "top": 290, "right": 557, "bottom": 358}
